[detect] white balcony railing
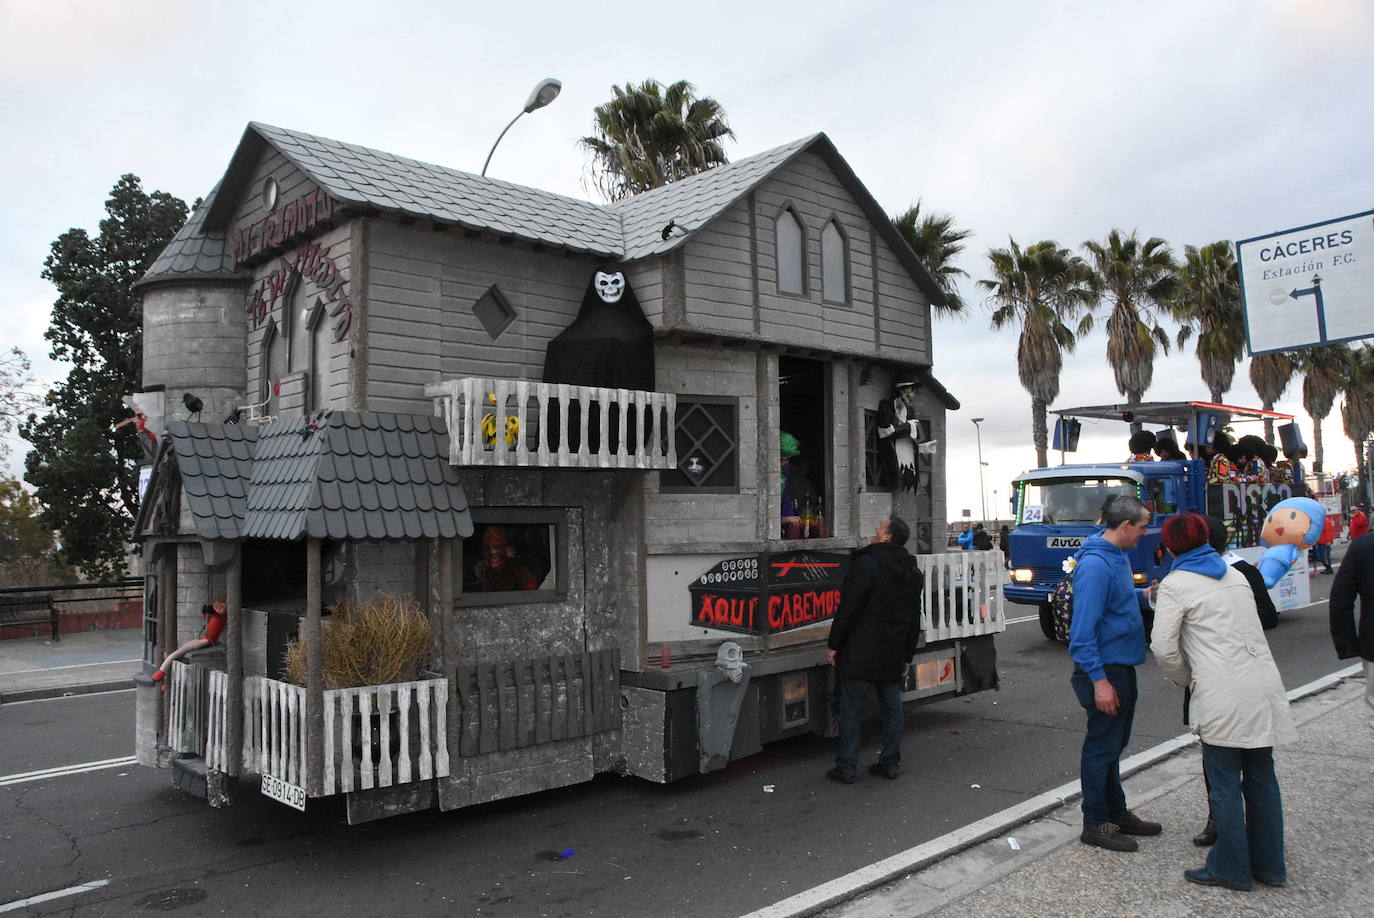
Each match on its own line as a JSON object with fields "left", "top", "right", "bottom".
{"left": 427, "top": 377, "right": 676, "bottom": 471}
{"left": 246, "top": 675, "right": 451, "bottom": 798}
{"left": 918, "top": 550, "right": 1007, "bottom": 642}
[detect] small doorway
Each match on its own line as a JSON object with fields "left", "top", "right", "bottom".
{"left": 779, "top": 356, "right": 830, "bottom": 535}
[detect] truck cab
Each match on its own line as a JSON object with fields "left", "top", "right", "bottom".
{"left": 1004, "top": 460, "right": 1205, "bottom": 639}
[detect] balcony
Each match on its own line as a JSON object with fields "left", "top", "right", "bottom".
{"left": 427, "top": 377, "right": 677, "bottom": 471}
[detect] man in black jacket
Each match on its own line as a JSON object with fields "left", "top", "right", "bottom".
{"left": 826, "top": 516, "right": 924, "bottom": 783}
{"left": 1330, "top": 532, "right": 1374, "bottom": 731}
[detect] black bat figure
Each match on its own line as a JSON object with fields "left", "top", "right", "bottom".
{"left": 183, "top": 392, "right": 204, "bottom": 420}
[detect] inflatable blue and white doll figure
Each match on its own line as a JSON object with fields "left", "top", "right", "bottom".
{"left": 1255, "top": 497, "right": 1326, "bottom": 588}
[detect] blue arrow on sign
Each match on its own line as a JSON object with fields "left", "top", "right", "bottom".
{"left": 1289, "top": 274, "right": 1327, "bottom": 343}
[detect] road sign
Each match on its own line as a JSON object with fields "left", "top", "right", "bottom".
{"left": 1237, "top": 209, "right": 1374, "bottom": 354}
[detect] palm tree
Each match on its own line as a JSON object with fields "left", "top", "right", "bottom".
{"left": 1081, "top": 230, "right": 1181, "bottom": 429}
{"left": 892, "top": 202, "right": 972, "bottom": 318}
{"left": 1298, "top": 345, "right": 1352, "bottom": 478}
{"left": 1249, "top": 351, "right": 1297, "bottom": 444}
{"left": 1340, "top": 344, "right": 1374, "bottom": 500}
{"left": 1172, "top": 241, "right": 1243, "bottom": 403}
{"left": 980, "top": 239, "right": 1097, "bottom": 467}
{"left": 580, "top": 80, "right": 734, "bottom": 201}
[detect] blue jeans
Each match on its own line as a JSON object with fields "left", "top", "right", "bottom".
{"left": 1314, "top": 543, "right": 1332, "bottom": 568}
{"left": 835, "top": 675, "right": 903, "bottom": 775}
{"left": 1202, "top": 743, "right": 1286, "bottom": 888}
{"left": 1071, "top": 664, "right": 1137, "bottom": 826}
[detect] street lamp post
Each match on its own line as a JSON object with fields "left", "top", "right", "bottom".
{"left": 972, "top": 417, "right": 987, "bottom": 522}
{"left": 481, "top": 78, "right": 562, "bottom": 177}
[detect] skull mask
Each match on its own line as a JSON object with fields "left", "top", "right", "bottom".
{"left": 594, "top": 270, "right": 626, "bottom": 304}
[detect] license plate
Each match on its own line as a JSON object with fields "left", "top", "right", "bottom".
{"left": 1046, "top": 536, "right": 1082, "bottom": 549}
{"left": 261, "top": 774, "right": 307, "bottom": 811}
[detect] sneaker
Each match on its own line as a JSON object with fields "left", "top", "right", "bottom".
{"left": 1184, "top": 867, "right": 1251, "bottom": 891}
{"left": 1080, "top": 823, "right": 1138, "bottom": 852}
{"left": 1192, "top": 818, "right": 1217, "bottom": 847}
{"left": 1114, "top": 809, "right": 1162, "bottom": 836}
{"left": 868, "top": 763, "right": 900, "bottom": 780}
{"left": 825, "top": 767, "right": 856, "bottom": 785}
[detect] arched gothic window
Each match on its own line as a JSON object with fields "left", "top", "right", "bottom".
{"left": 821, "top": 219, "right": 848, "bottom": 304}
{"left": 775, "top": 208, "right": 805, "bottom": 295}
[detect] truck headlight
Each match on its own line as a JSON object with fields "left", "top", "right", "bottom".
{"left": 1133, "top": 573, "right": 1148, "bottom": 584}
{"left": 1012, "top": 568, "right": 1034, "bottom": 583}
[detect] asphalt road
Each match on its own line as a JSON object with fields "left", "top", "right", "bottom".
{"left": 0, "top": 571, "right": 1351, "bottom": 918}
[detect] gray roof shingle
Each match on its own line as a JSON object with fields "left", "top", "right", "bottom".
{"left": 138, "top": 183, "right": 243, "bottom": 288}
{"left": 155, "top": 412, "right": 472, "bottom": 543}
{"left": 241, "top": 410, "right": 472, "bottom": 542}
{"left": 147, "top": 122, "right": 945, "bottom": 309}
{"left": 167, "top": 421, "right": 259, "bottom": 540}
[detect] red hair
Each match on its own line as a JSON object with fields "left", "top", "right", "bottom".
{"left": 1161, "top": 512, "right": 1210, "bottom": 555}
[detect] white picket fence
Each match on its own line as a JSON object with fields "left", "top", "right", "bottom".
{"left": 168, "top": 665, "right": 450, "bottom": 799}
{"left": 427, "top": 376, "right": 677, "bottom": 470}
{"left": 917, "top": 550, "right": 1007, "bottom": 642}
{"left": 246, "top": 676, "right": 451, "bottom": 797}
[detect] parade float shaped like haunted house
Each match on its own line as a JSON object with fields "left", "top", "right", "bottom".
{"left": 130, "top": 121, "right": 1003, "bottom": 822}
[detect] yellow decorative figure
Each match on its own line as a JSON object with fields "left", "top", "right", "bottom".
{"left": 481, "top": 392, "right": 519, "bottom": 448}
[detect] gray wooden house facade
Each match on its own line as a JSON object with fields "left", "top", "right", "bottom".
{"left": 132, "top": 122, "right": 976, "bottom": 819}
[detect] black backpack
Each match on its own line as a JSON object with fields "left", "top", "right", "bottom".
{"left": 973, "top": 529, "right": 993, "bottom": 550}
{"left": 1050, "top": 568, "right": 1075, "bottom": 645}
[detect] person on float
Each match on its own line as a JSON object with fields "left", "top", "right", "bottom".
{"left": 1126, "top": 430, "right": 1156, "bottom": 462}
{"left": 151, "top": 596, "right": 227, "bottom": 682}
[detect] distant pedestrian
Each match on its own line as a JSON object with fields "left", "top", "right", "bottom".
{"left": 956, "top": 523, "right": 974, "bottom": 550}
{"left": 1329, "top": 532, "right": 1374, "bottom": 731}
{"left": 1316, "top": 513, "right": 1335, "bottom": 573}
{"left": 1068, "top": 494, "right": 1162, "bottom": 851}
{"left": 1152, "top": 512, "right": 1294, "bottom": 891}
{"left": 825, "top": 516, "right": 924, "bottom": 784}
{"left": 1349, "top": 506, "right": 1369, "bottom": 542}
{"left": 971, "top": 522, "right": 993, "bottom": 550}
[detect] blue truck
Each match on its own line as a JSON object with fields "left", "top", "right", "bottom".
{"left": 1001, "top": 402, "right": 1300, "bottom": 640}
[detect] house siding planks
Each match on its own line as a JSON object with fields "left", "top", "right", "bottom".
{"left": 366, "top": 221, "right": 605, "bottom": 415}
{"left": 675, "top": 151, "right": 928, "bottom": 365}
{"left": 243, "top": 221, "right": 353, "bottom": 418}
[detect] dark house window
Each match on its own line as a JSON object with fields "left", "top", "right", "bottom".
{"left": 821, "top": 219, "right": 848, "bottom": 303}
{"left": 775, "top": 208, "right": 805, "bottom": 295}
{"left": 660, "top": 397, "right": 739, "bottom": 492}
{"left": 472, "top": 285, "right": 516, "bottom": 340}
{"left": 457, "top": 508, "right": 568, "bottom": 606}
{"left": 863, "top": 410, "right": 894, "bottom": 490}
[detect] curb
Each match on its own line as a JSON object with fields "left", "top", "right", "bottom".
{"left": 742, "top": 662, "right": 1364, "bottom": 918}
{"left": 0, "top": 679, "right": 136, "bottom": 705}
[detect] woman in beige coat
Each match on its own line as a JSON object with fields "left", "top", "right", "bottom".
{"left": 1151, "top": 513, "right": 1295, "bottom": 892}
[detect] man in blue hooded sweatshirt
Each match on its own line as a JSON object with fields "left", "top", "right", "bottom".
{"left": 1069, "top": 494, "right": 1163, "bottom": 852}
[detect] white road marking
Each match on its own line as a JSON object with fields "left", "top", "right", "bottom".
{"left": 0, "top": 756, "right": 137, "bottom": 787}
{"left": 4, "top": 688, "right": 136, "bottom": 705}
{"left": 1, "top": 659, "right": 140, "bottom": 675}
{"left": 1005, "top": 614, "right": 1039, "bottom": 625}
{"left": 0, "top": 879, "right": 110, "bottom": 913}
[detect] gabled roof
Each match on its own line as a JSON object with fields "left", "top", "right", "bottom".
{"left": 144, "top": 412, "right": 473, "bottom": 543}
{"left": 166, "top": 122, "right": 945, "bottom": 307}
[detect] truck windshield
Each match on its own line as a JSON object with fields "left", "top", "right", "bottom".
{"left": 1017, "top": 477, "right": 1138, "bottom": 525}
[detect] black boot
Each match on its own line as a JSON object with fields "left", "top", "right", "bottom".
{"left": 1192, "top": 818, "right": 1217, "bottom": 847}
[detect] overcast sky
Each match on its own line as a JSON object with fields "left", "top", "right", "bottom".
{"left": 3, "top": 0, "right": 1372, "bottom": 521}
